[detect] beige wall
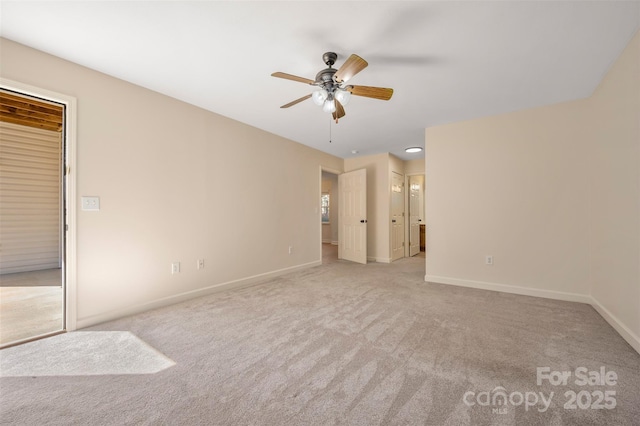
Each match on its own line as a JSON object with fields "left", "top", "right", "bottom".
{"left": 426, "top": 98, "right": 592, "bottom": 297}
{"left": 404, "top": 158, "right": 425, "bottom": 175}
{"left": 1, "top": 38, "right": 343, "bottom": 327}
{"left": 425, "top": 31, "right": 639, "bottom": 352}
{"left": 587, "top": 31, "right": 640, "bottom": 348}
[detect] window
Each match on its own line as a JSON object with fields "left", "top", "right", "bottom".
{"left": 321, "top": 193, "right": 330, "bottom": 223}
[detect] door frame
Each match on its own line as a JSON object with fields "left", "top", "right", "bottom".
{"left": 319, "top": 166, "right": 342, "bottom": 263}
{"left": 1, "top": 78, "right": 78, "bottom": 332}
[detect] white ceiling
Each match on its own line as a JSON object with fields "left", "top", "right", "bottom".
{"left": 1, "top": 1, "right": 638, "bottom": 160}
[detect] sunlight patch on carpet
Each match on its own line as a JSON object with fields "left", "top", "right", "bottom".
{"left": 0, "top": 331, "right": 175, "bottom": 377}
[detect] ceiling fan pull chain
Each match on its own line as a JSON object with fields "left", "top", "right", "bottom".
{"left": 329, "top": 116, "right": 332, "bottom": 143}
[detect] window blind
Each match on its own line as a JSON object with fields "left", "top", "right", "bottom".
{"left": 0, "top": 121, "right": 62, "bottom": 274}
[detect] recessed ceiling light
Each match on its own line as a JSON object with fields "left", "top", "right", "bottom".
{"left": 351, "top": 150, "right": 359, "bottom": 154}
{"left": 405, "top": 147, "right": 423, "bottom": 153}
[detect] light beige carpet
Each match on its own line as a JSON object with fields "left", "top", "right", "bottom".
{"left": 0, "top": 249, "right": 638, "bottom": 425}
{"left": 0, "top": 331, "right": 175, "bottom": 377}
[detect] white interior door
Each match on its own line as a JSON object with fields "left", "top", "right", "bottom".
{"left": 338, "top": 169, "right": 367, "bottom": 264}
{"left": 391, "top": 172, "right": 404, "bottom": 261}
{"left": 409, "top": 176, "right": 421, "bottom": 257}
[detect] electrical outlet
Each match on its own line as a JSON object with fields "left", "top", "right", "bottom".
{"left": 485, "top": 255, "right": 493, "bottom": 266}
{"left": 197, "top": 259, "right": 204, "bottom": 270}
{"left": 171, "top": 262, "right": 181, "bottom": 274}
{"left": 81, "top": 196, "right": 100, "bottom": 211}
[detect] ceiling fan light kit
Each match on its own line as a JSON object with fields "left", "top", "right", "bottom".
{"left": 272, "top": 52, "right": 393, "bottom": 123}
{"left": 311, "top": 89, "right": 328, "bottom": 106}
{"left": 334, "top": 88, "right": 351, "bottom": 105}
{"left": 322, "top": 96, "right": 336, "bottom": 114}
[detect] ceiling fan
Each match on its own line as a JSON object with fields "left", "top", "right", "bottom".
{"left": 271, "top": 52, "right": 393, "bottom": 122}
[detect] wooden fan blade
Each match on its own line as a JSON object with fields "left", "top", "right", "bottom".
{"left": 280, "top": 94, "right": 312, "bottom": 108}
{"left": 334, "top": 54, "right": 368, "bottom": 83}
{"left": 332, "top": 100, "right": 346, "bottom": 121}
{"left": 348, "top": 85, "right": 394, "bottom": 101}
{"left": 271, "top": 72, "right": 315, "bottom": 85}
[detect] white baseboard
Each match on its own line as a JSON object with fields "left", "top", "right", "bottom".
{"left": 424, "top": 275, "right": 592, "bottom": 304}
{"left": 368, "top": 257, "right": 391, "bottom": 263}
{"left": 424, "top": 274, "right": 639, "bottom": 355}
{"left": 77, "top": 260, "right": 321, "bottom": 329}
{"left": 590, "top": 296, "right": 640, "bottom": 355}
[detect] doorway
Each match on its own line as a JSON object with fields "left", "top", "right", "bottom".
{"left": 320, "top": 167, "right": 368, "bottom": 265}
{"left": 0, "top": 80, "right": 76, "bottom": 347}
{"left": 321, "top": 170, "right": 340, "bottom": 264}
{"left": 406, "top": 174, "right": 425, "bottom": 258}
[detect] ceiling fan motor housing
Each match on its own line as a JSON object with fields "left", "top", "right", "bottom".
{"left": 316, "top": 68, "right": 337, "bottom": 89}
{"left": 316, "top": 52, "right": 339, "bottom": 92}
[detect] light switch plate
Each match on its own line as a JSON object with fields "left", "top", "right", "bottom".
{"left": 81, "top": 196, "right": 100, "bottom": 211}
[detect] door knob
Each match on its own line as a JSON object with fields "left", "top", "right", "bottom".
{"left": 360, "top": 220, "right": 367, "bottom": 223}
{"left": 392, "top": 219, "right": 396, "bottom": 223}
